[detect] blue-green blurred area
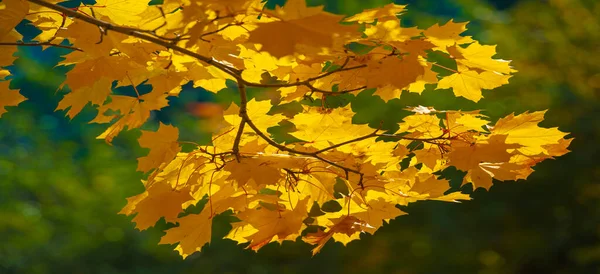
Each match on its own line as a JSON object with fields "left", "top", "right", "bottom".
{"left": 1, "top": 0, "right": 599, "bottom": 273}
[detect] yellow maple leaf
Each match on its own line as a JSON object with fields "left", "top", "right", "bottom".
{"left": 344, "top": 3, "right": 406, "bottom": 23}
{"left": 409, "top": 174, "right": 450, "bottom": 198}
{"left": 120, "top": 183, "right": 193, "bottom": 230}
{"left": 352, "top": 198, "right": 406, "bottom": 233}
{"left": 0, "top": 31, "right": 21, "bottom": 67}
{"left": 454, "top": 113, "right": 490, "bottom": 132}
{"left": 407, "top": 62, "right": 438, "bottom": 94}
{"left": 137, "top": 123, "right": 181, "bottom": 173}
{"left": 436, "top": 65, "right": 511, "bottom": 102}
{"left": 372, "top": 85, "right": 402, "bottom": 102}
{"left": 490, "top": 111, "right": 569, "bottom": 155}
{"left": 0, "top": 0, "right": 28, "bottom": 39}
{"left": 27, "top": 7, "right": 70, "bottom": 42}
{"left": 235, "top": 198, "right": 309, "bottom": 251}
{"left": 225, "top": 99, "right": 278, "bottom": 129}
{"left": 160, "top": 186, "right": 249, "bottom": 258}
{"left": 248, "top": 0, "right": 359, "bottom": 57}
{"left": 447, "top": 42, "right": 513, "bottom": 74}
{"left": 56, "top": 78, "right": 113, "bottom": 119}
{"left": 224, "top": 157, "right": 283, "bottom": 189}
{"left": 159, "top": 206, "right": 213, "bottom": 258}
{"left": 397, "top": 113, "right": 444, "bottom": 138}
{"left": 93, "top": 89, "right": 170, "bottom": 143}
{"left": 448, "top": 135, "right": 522, "bottom": 189}
{"left": 304, "top": 215, "right": 369, "bottom": 255}
{"left": 290, "top": 106, "right": 374, "bottom": 149}
{"left": 423, "top": 19, "right": 473, "bottom": 50}
{"left": 363, "top": 18, "right": 422, "bottom": 43}
{"left": 0, "top": 78, "right": 25, "bottom": 117}
{"left": 82, "top": 0, "right": 147, "bottom": 26}
{"left": 365, "top": 55, "right": 425, "bottom": 91}
{"left": 413, "top": 148, "right": 442, "bottom": 169}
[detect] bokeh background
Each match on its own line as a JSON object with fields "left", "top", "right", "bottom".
{"left": 1, "top": 0, "right": 599, "bottom": 273}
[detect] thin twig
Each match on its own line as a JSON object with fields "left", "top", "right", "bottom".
{"left": 0, "top": 42, "right": 83, "bottom": 51}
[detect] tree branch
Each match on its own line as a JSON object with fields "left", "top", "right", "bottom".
{"left": 237, "top": 61, "right": 367, "bottom": 90}
{"left": 27, "top": 0, "right": 451, "bottom": 188}
{"left": 232, "top": 82, "right": 249, "bottom": 162}
{"left": 313, "top": 129, "right": 379, "bottom": 155}
{"left": 0, "top": 42, "right": 83, "bottom": 51}
{"left": 198, "top": 22, "right": 244, "bottom": 42}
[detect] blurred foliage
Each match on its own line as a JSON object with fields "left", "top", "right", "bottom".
{"left": 1, "top": 0, "right": 599, "bottom": 273}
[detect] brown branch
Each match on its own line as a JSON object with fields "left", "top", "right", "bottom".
{"left": 198, "top": 22, "right": 244, "bottom": 42}
{"left": 150, "top": 7, "right": 167, "bottom": 33}
{"left": 0, "top": 42, "right": 83, "bottom": 51}
{"left": 232, "top": 82, "right": 249, "bottom": 162}
{"left": 307, "top": 84, "right": 367, "bottom": 95}
{"left": 46, "top": 13, "right": 67, "bottom": 42}
{"left": 237, "top": 61, "right": 367, "bottom": 90}
{"left": 313, "top": 129, "right": 379, "bottom": 155}
{"left": 232, "top": 120, "right": 246, "bottom": 162}
{"left": 376, "top": 132, "right": 448, "bottom": 141}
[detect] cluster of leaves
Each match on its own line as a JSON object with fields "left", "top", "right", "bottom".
{"left": 0, "top": 0, "right": 571, "bottom": 257}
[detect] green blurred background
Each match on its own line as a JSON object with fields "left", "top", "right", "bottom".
{"left": 1, "top": 0, "right": 599, "bottom": 273}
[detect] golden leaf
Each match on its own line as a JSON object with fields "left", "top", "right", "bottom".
{"left": 137, "top": 123, "right": 181, "bottom": 173}
{"left": 437, "top": 65, "right": 511, "bottom": 102}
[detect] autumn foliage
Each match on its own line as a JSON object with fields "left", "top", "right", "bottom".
{"left": 0, "top": 0, "right": 571, "bottom": 257}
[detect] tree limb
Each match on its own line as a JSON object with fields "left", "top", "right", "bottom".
{"left": 0, "top": 42, "right": 82, "bottom": 51}
{"left": 26, "top": 0, "right": 453, "bottom": 187}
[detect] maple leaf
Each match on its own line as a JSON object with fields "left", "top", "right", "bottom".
{"left": 137, "top": 123, "right": 181, "bottom": 173}
{"left": 448, "top": 135, "right": 521, "bottom": 189}
{"left": 120, "top": 183, "right": 193, "bottom": 230}
{"left": 0, "top": 0, "right": 29, "bottom": 116}
{"left": 304, "top": 215, "right": 370, "bottom": 255}
{"left": 83, "top": 0, "right": 147, "bottom": 26}
{"left": 353, "top": 198, "right": 406, "bottom": 233}
{"left": 56, "top": 78, "right": 113, "bottom": 119}
{"left": 0, "top": 0, "right": 28, "bottom": 38}
{"left": 397, "top": 113, "right": 444, "bottom": 139}
{"left": 424, "top": 19, "right": 473, "bottom": 50}
{"left": 234, "top": 198, "right": 309, "bottom": 251}
{"left": 413, "top": 148, "right": 442, "bottom": 169}
{"left": 56, "top": 56, "right": 144, "bottom": 119}
{"left": 490, "top": 111, "right": 568, "bottom": 155}
{"left": 363, "top": 18, "right": 422, "bottom": 46}
{"left": 447, "top": 42, "right": 513, "bottom": 74}
{"left": 365, "top": 54, "right": 425, "bottom": 90}
{"left": 290, "top": 106, "right": 374, "bottom": 149}
{"left": 0, "top": 31, "right": 21, "bottom": 66}
{"left": 93, "top": 89, "right": 171, "bottom": 143}
{"left": 0, "top": 79, "right": 26, "bottom": 117}
{"left": 224, "top": 156, "right": 283, "bottom": 189}
{"left": 343, "top": 3, "right": 406, "bottom": 23}
{"left": 437, "top": 65, "right": 511, "bottom": 102}
{"left": 409, "top": 174, "right": 450, "bottom": 198}
{"left": 248, "top": 0, "right": 359, "bottom": 57}
{"left": 159, "top": 206, "right": 213, "bottom": 258}
{"left": 160, "top": 186, "right": 249, "bottom": 258}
